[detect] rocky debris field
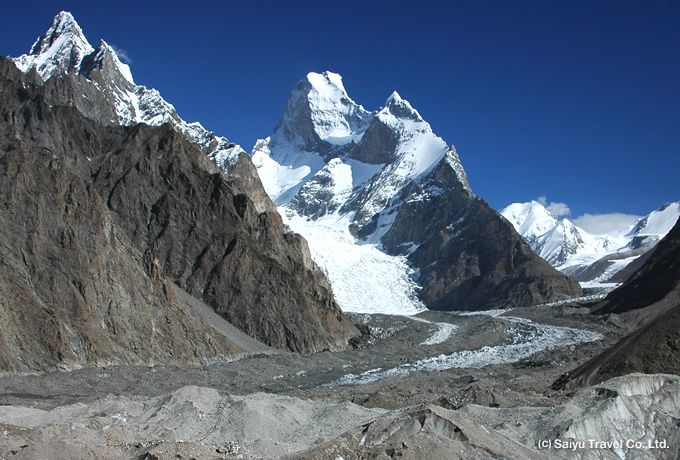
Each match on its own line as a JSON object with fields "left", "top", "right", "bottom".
{"left": 2, "top": 305, "right": 676, "bottom": 459}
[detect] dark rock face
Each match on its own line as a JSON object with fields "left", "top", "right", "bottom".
{"left": 594, "top": 216, "right": 680, "bottom": 315}
{"left": 348, "top": 117, "right": 399, "bottom": 165}
{"left": 0, "top": 118, "right": 241, "bottom": 370}
{"left": 381, "top": 151, "right": 582, "bottom": 311}
{"left": 0, "top": 56, "right": 355, "bottom": 371}
{"left": 290, "top": 160, "right": 342, "bottom": 219}
{"left": 555, "top": 217, "right": 680, "bottom": 389}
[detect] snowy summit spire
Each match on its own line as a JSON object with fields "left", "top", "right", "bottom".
{"left": 272, "top": 71, "right": 372, "bottom": 150}
{"left": 383, "top": 90, "right": 423, "bottom": 122}
{"left": 14, "top": 11, "right": 94, "bottom": 80}
{"left": 29, "top": 11, "right": 89, "bottom": 55}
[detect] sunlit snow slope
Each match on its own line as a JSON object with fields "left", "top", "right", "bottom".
{"left": 501, "top": 200, "right": 680, "bottom": 287}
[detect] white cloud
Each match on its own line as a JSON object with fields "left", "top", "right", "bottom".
{"left": 572, "top": 213, "right": 642, "bottom": 235}
{"left": 535, "top": 196, "right": 571, "bottom": 217}
{"left": 546, "top": 202, "right": 571, "bottom": 217}
{"left": 110, "top": 44, "right": 132, "bottom": 64}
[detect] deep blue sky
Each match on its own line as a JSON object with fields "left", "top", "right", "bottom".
{"left": 2, "top": 1, "right": 678, "bottom": 227}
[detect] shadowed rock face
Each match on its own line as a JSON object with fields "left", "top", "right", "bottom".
{"left": 381, "top": 152, "right": 582, "bottom": 311}
{"left": 594, "top": 216, "right": 680, "bottom": 315}
{"left": 0, "top": 56, "right": 356, "bottom": 371}
{"left": 555, "top": 217, "right": 680, "bottom": 389}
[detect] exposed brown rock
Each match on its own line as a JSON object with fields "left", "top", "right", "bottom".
{"left": 0, "top": 55, "right": 356, "bottom": 371}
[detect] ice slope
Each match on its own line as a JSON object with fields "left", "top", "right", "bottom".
{"left": 251, "top": 137, "right": 327, "bottom": 204}
{"left": 282, "top": 212, "right": 425, "bottom": 315}
{"left": 624, "top": 201, "right": 680, "bottom": 238}
{"left": 12, "top": 11, "right": 244, "bottom": 168}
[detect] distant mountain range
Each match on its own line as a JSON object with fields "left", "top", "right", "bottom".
{"left": 501, "top": 200, "right": 680, "bottom": 287}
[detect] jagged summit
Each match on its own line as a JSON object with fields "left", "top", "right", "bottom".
{"left": 12, "top": 11, "right": 244, "bottom": 169}
{"left": 253, "top": 71, "right": 582, "bottom": 312}
{"left": 254, "top": 71, "right": 449, "bottom": 206}
{"left": 29, "top": 11, "right": 86, "bottom": 54}
{"left": 382, "top": 90, "right": 423, "bottom": 122}
{"left": 15, "top": 11, "right": 93, "bottom": 80}
{"left": 272, "top": 71, "right": 372, "bottom": 154}
{"left": 80, "top": 39, "right": 135, "bottom": 84}
{"left": 17, "top": 12, "right": 134, "bottom": 86}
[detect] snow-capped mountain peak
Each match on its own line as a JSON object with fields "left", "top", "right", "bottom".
{"left": 15, "top": 11, "right": 94, "bottom": 80}
{"left": 503, "top": 199, "right": 680, "bottom": 287}
{"left": 272, "top": 71, "right": 372, "bottom": 151}
{"left": 306, "top": 71, "right": 348, "bottom": 100}
{"left": 252, "top": 71, "right": 583, "bottom": 313}
{"left": 383, "top": 90, "right": 424, "bottom": 123}
{"left": 501, "top": 201, "right": 558, "bottom": 246}
{"left": 29, "top": 11, "right": 87, "bottom": 55}
{"left": 11, "top": 12, "right": 245, "bottom": 170}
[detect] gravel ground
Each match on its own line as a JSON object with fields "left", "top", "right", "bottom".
{"left": 0, "top": 306, "right": 629, "bottom": 459}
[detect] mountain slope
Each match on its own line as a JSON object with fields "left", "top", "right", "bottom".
{"left": 0, "top": 60, "right": 244, "bottom": 371}
{"left": 555, "top": 216, "right": 680, "bottom": 389}
{"left": 254, "top": 72, "right": 582, "bottom": 312}
{"left": 1, "top": 13, "right": 357, "bottom": 369}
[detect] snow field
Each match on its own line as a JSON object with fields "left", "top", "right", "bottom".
{"left": 283, "top": 212, "right": 426, "bottom": 315}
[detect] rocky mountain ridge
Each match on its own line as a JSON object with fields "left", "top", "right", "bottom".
{"left": 0, "top": 13, "right": 357, "bottom": 371}
{"left": 253, "top": 71, "right": 582, "bottom": 312}
{"left": 14, "top": 12, "right": 246, "bottom": 173}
